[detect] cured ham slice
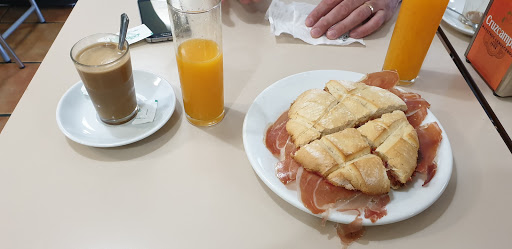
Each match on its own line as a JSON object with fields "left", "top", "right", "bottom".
{"left": 298, "top": 169, "right": 390, "bottom": 221}
{"left": 388, "top": 88, "right": 431, "bottom": 128}
{"left": 416, "top": 122, "right": 442, "bottom": 186}
{"left": 265, "top": 111, "right": 289, "bottom": 157}
{"left": 296, "top": 168, "right": 389, "bottom": 248}
{"left": 359, "top": 70, "right": 399, "bottom": 89}
{"left": 406, "top": 106, "right": 429, "bottom": 128}
{"left": 402, "top": 94, "right": 431, "bottom": 111}
{"left": 265, "top": 111, "right": 301, "bottom": 184}
{"left": 335, "top": 217, "right": 364, "bottom": 248}
{"left": 265, "top": 112, "right": 301, "bottom": 184}
{"left": 363, "top": 194, "right": 390, "bottom": 223}
{"left": 275, "top": 140, "right": 301, "bottom": 184}
{"left": 299, "top": 169, "right": 360, "bottom": 214}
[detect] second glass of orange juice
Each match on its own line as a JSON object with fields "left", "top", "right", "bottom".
{"left": 168, "top": 0, "right": 224, "bottom": 126}
{"left": 383, "top": 0, "right": 450, "bottom": 84}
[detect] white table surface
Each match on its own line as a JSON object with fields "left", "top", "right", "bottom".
{"left": 1, "top": 1, "right": 511, "bottom": 248}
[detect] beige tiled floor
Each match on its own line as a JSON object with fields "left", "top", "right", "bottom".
{"left": 0, "top": 5, "right": 72, "bottom": 133}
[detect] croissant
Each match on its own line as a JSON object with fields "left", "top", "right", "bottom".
{"left": 286, "top": 80, "right": 406, "bottom": 148}
{"left": 293, "top": 128, "right": 390, "bottom": 195}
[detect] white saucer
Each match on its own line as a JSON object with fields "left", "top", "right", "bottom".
{"left": 56, "top": 70, "right": 176, "bottom": 147}
{"left": 442, "top": 0, "right": 475, "bottom": 36}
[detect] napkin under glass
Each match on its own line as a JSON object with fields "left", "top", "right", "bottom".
{"left": 266, "top": 0, "right": 365, "bottom": 46}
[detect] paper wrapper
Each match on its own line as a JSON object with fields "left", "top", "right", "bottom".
{"left": 266, "top": 0, "right": 365, "bottom": 46}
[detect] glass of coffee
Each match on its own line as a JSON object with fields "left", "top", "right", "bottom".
{"left": 71, "top": 33, "right": 138, "bottom": 125}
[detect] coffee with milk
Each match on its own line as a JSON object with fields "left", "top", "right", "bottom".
{"left": 72, "top": 36, "right": 138, "bottom": 125}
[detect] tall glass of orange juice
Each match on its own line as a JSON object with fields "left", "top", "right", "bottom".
{"left": 383, "top": 0, "right": 449, "bottom": 84}
{"left": 168, "top": 0, "right": 224, "bottom": 126}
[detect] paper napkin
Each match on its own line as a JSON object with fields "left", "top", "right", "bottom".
{"left": 115, "top": 24, "right": 153, "bottom": 45}
{"left": 266, "top": 0, "right": 365, "bottom": 46}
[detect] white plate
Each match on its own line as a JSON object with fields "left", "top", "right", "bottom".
{"left": 442, "top": 0, "right": 475, "bottom": 36}
{"left": 242, "top": 70, "right": 453, "bottom": 226}
{"left": 56, "top": 70, "right": 176, "bottom": 147}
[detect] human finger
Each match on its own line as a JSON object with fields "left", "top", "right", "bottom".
{"left": 325, "top": 2, "right": 374, "bottom": 39}
{"left": 310, "top": 0, "right": 366, "bottom": 38}
{"left": 349, "top": 10, "right": 386, "bottom": 38}
{"left": 305, "top": 0, "right": 344, "bottom": 27}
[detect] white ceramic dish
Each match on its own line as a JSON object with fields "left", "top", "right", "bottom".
{"left": 242, "top": 70, "right": 453, "bottom": 226}
{"left": 442, "top": 0, "right": 475, "bottom": 36}
{"left": 56, "top": 70, "right": 176, "bottom": 147}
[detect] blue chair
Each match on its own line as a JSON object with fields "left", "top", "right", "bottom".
{"left": 0, "top": 0, "right": 46, "bottom": 68}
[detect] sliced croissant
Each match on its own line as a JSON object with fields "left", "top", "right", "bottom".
{"left": 375, "top": 123, "right": 420, "bottom": 187}
{"left": 293, "top": 128, "right": 390, "bottom": 195}
{"left": 293, "top": 128, "right": 370, "bottom": 177}
{"left": 327, "top": 154, "right": 390, "bottom": 195}
{"left": 286, "top": 80, "right": 406, "bottom": 148}
{"left": 357, "top": 110, "right": 409, "bottom": 148}
{"left": 286, "top": 89, "right": 337, "bottom": 147}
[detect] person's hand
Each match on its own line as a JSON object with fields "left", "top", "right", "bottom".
{"left": 305, "top": 0, "right": 400, "bottom": 39}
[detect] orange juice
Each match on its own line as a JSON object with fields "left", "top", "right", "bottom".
{"left": 383, "top": 0, "right": 449, "bottom": 83}
{"left": 176, "top": 38, "right": 224, "bottom": 126}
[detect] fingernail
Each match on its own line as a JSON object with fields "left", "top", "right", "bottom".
{"left": 305, "top": 17, "right": 313, "bottom": 27}
{"left": 326, "top": 29, "right": 337, "bottom": 39}
{"left": 311, "top": 28, "right": 322, "bottom": 38}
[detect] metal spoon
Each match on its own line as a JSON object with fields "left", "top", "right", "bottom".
{"left": 118, "top": 13, "right": 129, "bottom": 50}
{"left": 446, "top": 6, "right": 478, "bottom": 31}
